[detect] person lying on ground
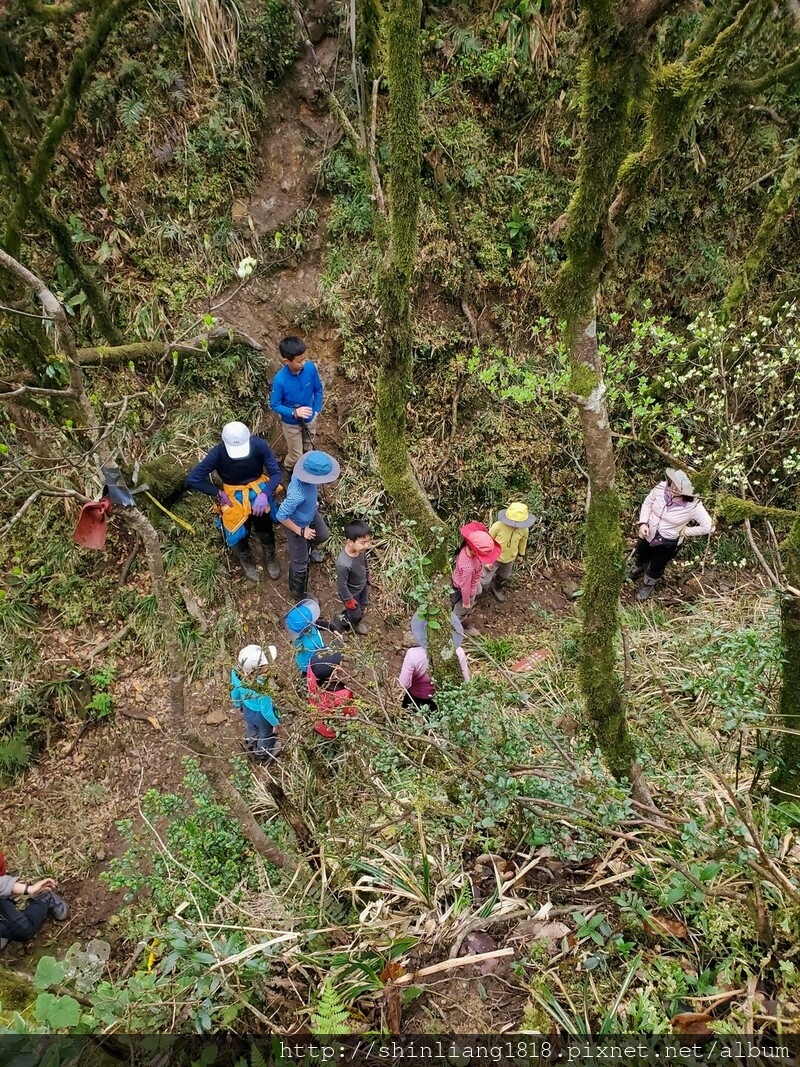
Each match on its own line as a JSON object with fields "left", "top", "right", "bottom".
{"left": 0, "top": 850, "right": 69, "bottom": 951}
{"left": 335, "top": 518, "right": 372, "bottom": 635}
{"left": 186, "top": 421, "right": 282, "bottom": 583}
{"left": 398, "top": 610, "right": 469, "bottom": 713}
{"left": 628, "top": 467, "right": 714, "bottom": 602}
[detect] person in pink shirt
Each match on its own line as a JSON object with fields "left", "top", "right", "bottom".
{"left": 628, "top": 468, "right": 714, "bottom": 601}
{"left": 398, "top": 611, "right": 470, "bottom": 711}
{"left": 451, "top": 521, "right": 502, "bottom": 636}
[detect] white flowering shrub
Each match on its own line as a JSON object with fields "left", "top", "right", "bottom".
{"left": 469, "top": 303, "right": 800, "bottom": 506}
{"left": 609, "top": 305, "right": 800, "bottom": 502}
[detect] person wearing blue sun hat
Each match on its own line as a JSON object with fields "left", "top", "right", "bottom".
{"left": 276, "top": 450, "right": 341, "bottom": 600}
{"left": 282, "top": 597, "right": 344, "bottom": 672}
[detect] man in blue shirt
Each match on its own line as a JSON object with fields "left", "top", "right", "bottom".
{"left": 187, "top": 421, "right": 282, "bottom": 583}
{"left": 269, "top": 336, "right": 324, "bottom": 479}
{"left": 276, "top": 450, "right": 340, "bottom": 600}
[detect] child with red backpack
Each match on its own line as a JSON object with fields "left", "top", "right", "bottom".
{"left": 451, "top": 521, "right": 502, "bottom": 637}
{"left": 306, "top": 650, "right": 358, "bottom": 739}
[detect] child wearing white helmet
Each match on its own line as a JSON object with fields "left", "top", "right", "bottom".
{"left": 231, "top": 644, "right": 280, "bottom": 761}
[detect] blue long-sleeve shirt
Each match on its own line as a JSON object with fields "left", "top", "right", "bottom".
{"left": 275, "top": 475, "right": 318, "bottom": 527}
{"left": 186, "top": 437, "right": 281, "bottom": 498}
{"left": 269, "top": 363, "right": 323, "bottom": 425}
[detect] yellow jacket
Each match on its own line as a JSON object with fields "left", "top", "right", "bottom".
{"left": 489, "top": 520, "right": 528, "bottom": 564}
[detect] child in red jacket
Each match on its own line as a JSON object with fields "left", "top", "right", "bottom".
{"left": 306, "top": 650, "right": 358, "bottom": 739}
{"left": 451, "top": 521, "right": 501, "bottom": 637}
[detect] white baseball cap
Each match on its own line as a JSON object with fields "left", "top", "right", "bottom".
{"left": 222, "top": 421, "right": 251, "bottom": 459}
{"left": 237, "top": 644, "right": 278, "bottom": 672}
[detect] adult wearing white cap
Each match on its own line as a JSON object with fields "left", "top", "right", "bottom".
{"left": 187, "top": 422, "right": 282, "bottom": 583}
{"left": 628, "top": 468, "right": 714, "bottom": 601}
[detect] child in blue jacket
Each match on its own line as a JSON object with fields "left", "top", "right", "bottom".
{"left": 282, "top": 598, "right": 344, "bottom": 671}
{"left": 231, "top": 645, "right": 280, "bottom": 761}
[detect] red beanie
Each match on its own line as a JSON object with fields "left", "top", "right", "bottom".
{"left": 0, "top": 851, "right": 6, "bottom": 876}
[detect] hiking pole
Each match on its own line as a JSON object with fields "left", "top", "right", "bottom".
{"left": 298, "top": 415, "right": 313, "bottom": 454}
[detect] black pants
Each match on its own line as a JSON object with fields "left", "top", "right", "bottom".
{"left": 402, "top": 692, "right": 436, "bottom": 712}
{"left": 342, "top": 584, "right": 369, "bottom": 627}
{"left": 0, "top": 895, "right": 49, "bottom": 942}
{"left": 633, "top": 537, "right": 680, "bottom": 582}
{"left": 243, "top": 513, "right": 275, "bottom": 555}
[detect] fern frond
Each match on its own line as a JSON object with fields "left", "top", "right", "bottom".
{"left": 310, "top": 979, "right": 352, "bottom": 1035}
{"left": 250, "top": 1042, "right": 268, "bottom": 1067}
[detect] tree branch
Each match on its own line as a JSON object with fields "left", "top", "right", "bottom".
{"left": 726, "top": 51, "right": 800, "bottom": 96}
{"left": 17, "top": 0, "right": 91, "bottom": 21}
{"left": 4, "top": 0, "right": 136, "bottom": 256}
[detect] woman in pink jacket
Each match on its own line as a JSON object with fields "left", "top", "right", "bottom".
{"left": 628, "top": 468, "right": 714, "bottom": 601}
{"left": 451, "top": 521, "right": 502, "bottom": 636}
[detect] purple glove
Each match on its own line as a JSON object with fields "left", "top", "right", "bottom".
{"left": 218, "top": 490, "right": 232, "bottom": 507}
{"left": 252, "top": 492, "right": 269, "bottom": 516}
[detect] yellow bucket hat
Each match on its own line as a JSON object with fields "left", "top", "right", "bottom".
{"left": 498, "top": 502, "right": 537, "bottom": 528}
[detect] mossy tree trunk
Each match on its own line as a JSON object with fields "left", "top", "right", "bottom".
{"left": 547, "top": 0, "right": 778, "bottom": 789}
{"left": 375, "top": 0, "right": 459, "bottom": 683}
{"left": 547, "top": 0, "right": 645, "bottom": 783}
{"left": 717, "top": 143, "right": 800, "bottom": 326}
{"left": 3, "top": 0, "right": 136, "bottom": 257}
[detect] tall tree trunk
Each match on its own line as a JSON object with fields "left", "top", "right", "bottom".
{"left": 548, "top": 0, "right": 772, "bottom": 788}
{"left": 547, "top": 0, "right": 644, "bottom": 783}
{"left": 375, "top": 0, "right": 459, "bottom": 683}
{"left": 717, "top": 144, "right": 800, "bottom": 325}
{"left": 4, "top": 0, "right": 135, "bottom": 256}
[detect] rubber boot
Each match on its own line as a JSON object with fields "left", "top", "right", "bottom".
{"left": 636, "top": 579, "right": 656, "bottom": 601}
{"left": 288, "top": 567, "right": 307, "bottom": 602}
{"left": 258, "top": 537, "right": 281, "bottom": 581}
{"left": 232, "top": 543, "right": 258, "bottom": 583}
{"left": 490, "top": 582, "right": 507, "bottom": 603}
{"left": 310, "top": 548, "right": 325, "bottom": 564}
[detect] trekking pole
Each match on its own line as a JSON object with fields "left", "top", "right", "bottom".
{"left": 299, "top": 416, "right": 313, "bottom": 454}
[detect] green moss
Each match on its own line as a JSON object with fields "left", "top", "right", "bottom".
{"left": 0, "top": 966, "right": 35, "bottom": 1015}
{"left": 579, "top": 486, "right": 636, "bottom": 779}
{"left": 569, "top": 362, "right": 599, "bottom": 397}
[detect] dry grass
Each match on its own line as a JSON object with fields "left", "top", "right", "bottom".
{"left": 174, "top": 0, "right": 242, "bottom": 81}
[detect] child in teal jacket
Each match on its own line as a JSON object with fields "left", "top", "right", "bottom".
{"left": 231, "top": 645, "right": 280, "bottom": 760}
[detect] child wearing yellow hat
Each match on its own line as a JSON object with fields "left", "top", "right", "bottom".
{"left": 482, "top": 502, "right": 537, "bottom": 603}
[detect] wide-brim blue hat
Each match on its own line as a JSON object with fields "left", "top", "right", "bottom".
{"left": 294, "top": 450, "right": 341, "bottom": 484}
{"left": 283, "top": 597, "right": 321, "bottom": 634}
{"left": 410, "top": 610, "right": 465, "bottom": 649}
